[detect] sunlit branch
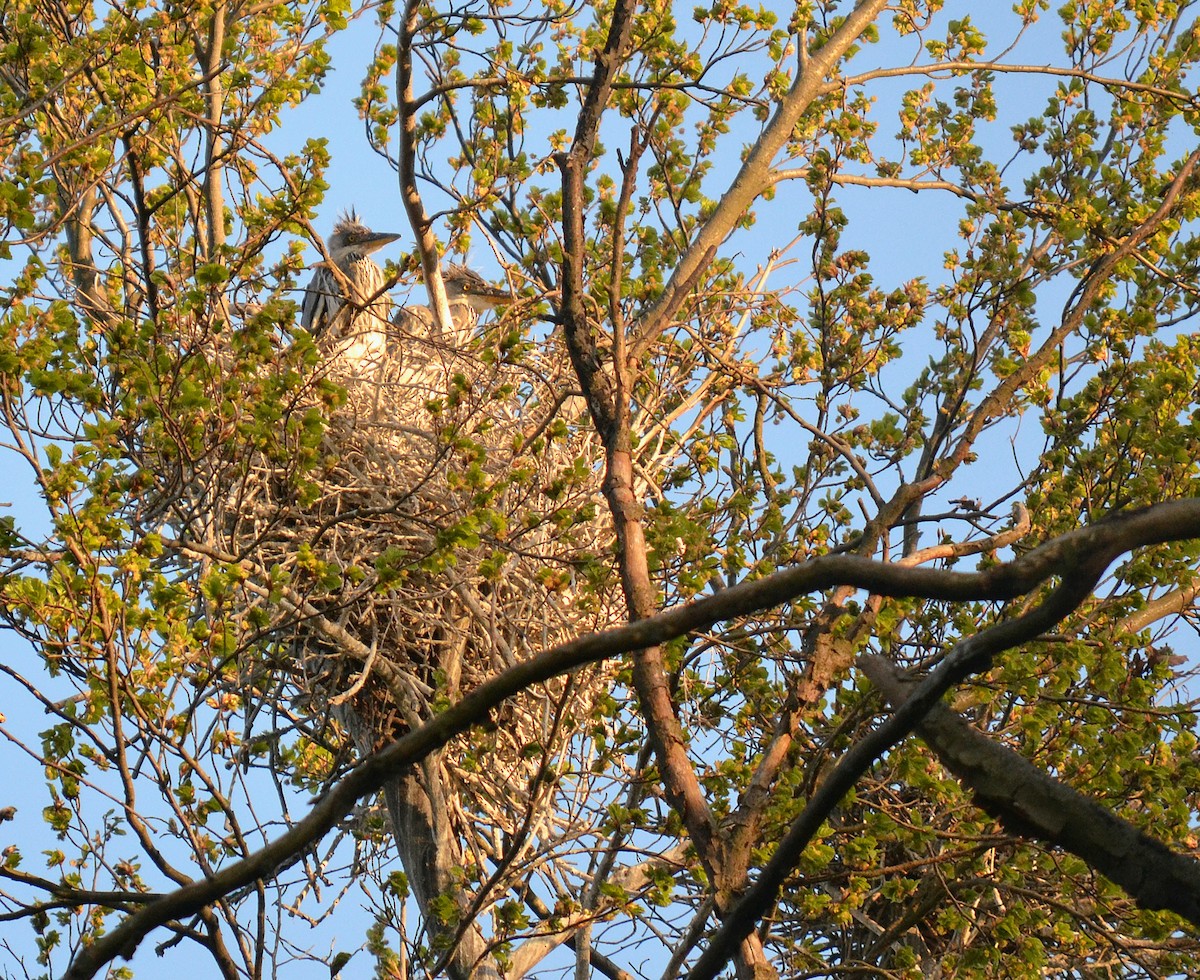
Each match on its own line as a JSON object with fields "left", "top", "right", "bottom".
{"left": 1119, "top": 581, "right": 1200, "bottom": 634}
{"left": 396, "top": 0, "right": 456, "bottom": 336}
{"left": 769, "top": 169, "right": 984, "bottom": 201}
{"left": 840, "top": 61, "right": 1200, "bottom": 110}
{"left": 630, "top": 0, "right": 891, "bottom": 359}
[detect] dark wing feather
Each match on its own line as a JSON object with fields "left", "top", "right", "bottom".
{"left": 301, "top": 267, "right": 339, "bottom": 337}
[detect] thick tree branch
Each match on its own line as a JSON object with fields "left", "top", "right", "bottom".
{"left": 199, "top": 3, "right": 226, "bottom": 258}
{"left": 556, "top": 0, "right": 637, "bottom": 434}
{"left": 553, "top": 0, "right": 744, "bottom": 961}
{"left": 558, "top": 13, "right": 897, "bottom": 973}
{"left": 862, "top": 653, "right": 1200, "bottom": 926}
{"left": 629, "top": 0, "right": 890, "bottom": 357}
{"left": 686, "top": 500, "right": 1200, "bottom": 980}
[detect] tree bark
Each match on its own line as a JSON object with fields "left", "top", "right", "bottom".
{"left": 863, "top": 654, "right": 1200, "bottom": 925}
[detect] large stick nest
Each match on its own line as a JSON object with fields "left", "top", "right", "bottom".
{"left": 216, "top": 320, "right": 624, "bottom": 826}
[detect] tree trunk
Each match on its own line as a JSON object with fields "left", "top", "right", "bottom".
{"left": 343, "top": 706, "right": 502, "bottom": 980}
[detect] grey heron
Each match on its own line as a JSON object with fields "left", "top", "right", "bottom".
{"left": 301, "top": 211, "right": 400, "bottom": 371}
{"left": 394, "top": 263, "right": 511, "bottom": 344}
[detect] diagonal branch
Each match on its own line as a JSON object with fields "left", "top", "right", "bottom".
{"left": 862, "top": 653, "right": 1200, "bottom": 926}
{"left": 1119, "top": 580, "right": 1200, "bottom": 634}
{"left": 891, "top": 146, "right": 1200, "bottom": 541}
{"left": 396, "top": 0, "right": 455, "bottom": 336}
{"left": 629, "top": 0, "right": 890, "bottom": 358}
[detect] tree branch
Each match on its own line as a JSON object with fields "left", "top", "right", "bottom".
{"left": 629, "top": 0, "right": 890, "bottom": 358}
{"left": 396, "top": 0, "right": 456, "bottom": 337}
{"left": 841, "top": 60, "right": 1200, "bottom": 109}
{"left": 686, "top": 500, "right": 1200, "bottom": 980}
{"left": 861, "top": 653, "right": 1200, "bottom": 925}
{"left": 1119, "top": 581, "right": 1200, "bottom": 634}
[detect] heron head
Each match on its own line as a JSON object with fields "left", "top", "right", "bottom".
{"left": 444, "top": 263, "right": 510, "bottom": 312}
{"left": 327, "top": 209, "right": 400, "bottom": 261}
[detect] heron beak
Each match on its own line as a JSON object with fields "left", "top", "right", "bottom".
{"left": 468, "top": 283, "right": 510, "bottom": 302}
{"left": 362, "top": 232, "right": 401, "bottom": 254}
{"left": 462, "top": 287, "right": 510, "bottom": 312}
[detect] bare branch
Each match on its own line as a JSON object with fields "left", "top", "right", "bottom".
{"left": 841, "top": 60, "right": 1200, "bottom": 109}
